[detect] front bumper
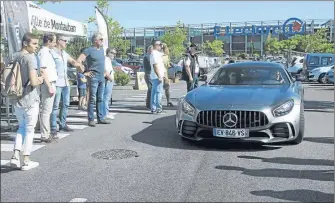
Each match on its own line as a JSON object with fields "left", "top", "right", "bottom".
{"left": 175, "top": 105, "right": 302, "bottom": 144}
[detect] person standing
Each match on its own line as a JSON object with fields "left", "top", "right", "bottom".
{"left": 183, "top": 44, "right": 200, "bottom": 92}
{"left": 103, "top": 48, "right": 116, "bottom": 120}
{"left": 77, "top": 32, "right": 111, "bottom": 127}
{"left": 38, "top": 34, "right": 57, "bottom": 142}
{"left": 149, "top": 40, "right": 165, "bottom": 114}
{"left": 50, "top": 35, "right": 85, "bottom": 138}
{"left": 143, "top": 45, "right": 153, "bottom": 109}
{"left": 161, "top": 43, "right": 173, "bottom": 107}
{"left": 9, "top": 32, "right": 44, "bottom": 170}
{"left": 77, "top": 71, "right": 87, "bottom": 110}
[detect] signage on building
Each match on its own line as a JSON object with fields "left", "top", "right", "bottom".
{"left": 27, "top": 2, "right": 88, "bottom": 37}
{"left": 214, "top": 17, "right": 305, "bottom": 37}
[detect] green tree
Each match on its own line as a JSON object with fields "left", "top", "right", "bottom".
{"left": 66, "top": 37, "right": 90, "bottom": 58}
{"left": 160, "top": 21, "right": 187, "bottom": 61}
{"left": 291, "top": 28, "right": 334, "bottom": 53}
{"left": 134, "top": 47, "right": 144, "bottom": 56}
{"left": 264, "top": 35, "right": 282, "bottom": 55}
{"left": 203, "top": 40, "right": 224, "bottom": 57}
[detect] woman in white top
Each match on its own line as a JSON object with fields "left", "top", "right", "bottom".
{"left": 103, "top": 48, "right": 116, "bottom": 120}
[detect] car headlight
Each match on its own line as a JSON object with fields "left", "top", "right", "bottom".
{"left": 181, "top": 99, "right": 195, "bottom": 116}
{"left": 273, "top": 100, "right": 294, "bottom": 117}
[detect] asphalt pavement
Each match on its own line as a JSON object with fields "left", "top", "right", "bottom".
{"left": 1, "top": 81, "right": 334, "bottom": 202}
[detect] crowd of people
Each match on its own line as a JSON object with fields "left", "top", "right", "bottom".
{"left": 1, "top": 30, "right": 201, "bottom": 171}
{"left": 143, "top": 40, "right": 201, "bottom": 113}
{"left": 2, "top": 32, "right": 117, "bottom": 170}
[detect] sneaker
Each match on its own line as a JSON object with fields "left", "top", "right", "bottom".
{"left": 157, "top": 110, "right": 166, "bottom": 114}
{"left": 9, "top": 156, "right": 20, "bottom": 169}
{"left": 88, "top": 120, "right": 96, "bottom": 127}
{"left": 97, "top": 119, "right": 111, "bottom": 124}
{"left": 41, "top": 137, "right": 52, "bottom": 143}
{"left": 107, "top": 114, "right": 115, "bottom": 120}
{"left": 59, "top": 125, "right": 73, "bottom": 132}
{"left": 21, "top": 161, "right": 39, "bottom": 171}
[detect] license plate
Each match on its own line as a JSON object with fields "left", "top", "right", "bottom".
{"left": 213, "top": 128, "right": 249, "bottom": 138}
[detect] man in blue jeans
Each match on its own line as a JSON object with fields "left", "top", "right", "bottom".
{"left": 149, "top": 40, "right": 165, "bottom": 114}
{"left": 50, "top": 35, "right": 84, "bottom": 138}
{"left": 77, "top": 32, "right": 111, "bottom": 127}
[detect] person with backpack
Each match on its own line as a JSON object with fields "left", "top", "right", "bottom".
{"left": 182, "top": 44, "right": 200, "bottom": 92}
{"left": 7, "top": 32, "right": 44, "bottom": 170}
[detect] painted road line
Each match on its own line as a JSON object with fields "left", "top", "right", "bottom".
{"left": 0, "top": 132, "right": 70, "bottom": 140}
{"left": 69, "top": 198, "right": 87, "bottom": 202}
{"left": 1, "top": 143, "right": 45, "bottom": 152}
{"left": 76, "top": 112, "right": 118, "bottom": 116}
{"left": 1, "top": 160, "right": 10, "bottom": 166}
{"left": 67, "top": 125, "right": 88, "bottom": 130}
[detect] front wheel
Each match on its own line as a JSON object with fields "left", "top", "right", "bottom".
{"left": 291, "top": 105, "right": 305, "bottom": 145}
{"left": 318, "top": 73, "right": 327, "bottom": 84}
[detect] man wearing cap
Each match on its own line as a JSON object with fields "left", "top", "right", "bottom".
{"left": 184, "top": 44, "right": 200, "bottom": 92}
{"left": 49, "top": 35, "right": 85, "bottom": 139}
{"left": 149, "top": 39, "right": 165, "bottom": 114}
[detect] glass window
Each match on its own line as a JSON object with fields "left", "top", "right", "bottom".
{"left": 308, "top": 56, "right": 319, "bottom": 65}
{"left": 209, "top": 67, "right": 288, "bottom": 85}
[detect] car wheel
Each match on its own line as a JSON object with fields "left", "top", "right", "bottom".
{"left": 318, "top": 73, "right": 327, "bottom": 84}
{"left": 291, "top": 104, "right": 305, "bottom": 145}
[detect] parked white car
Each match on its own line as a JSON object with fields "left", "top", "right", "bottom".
{"left": 308, "top": 64, "right": 334, "bottom": 84}
{"left": 287, "top": 56, "right": 304, "bottom": 76}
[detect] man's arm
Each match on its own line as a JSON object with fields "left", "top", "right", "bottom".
{"left": 76, "top": 53, "right": 87, "bottom": 69}
{"left": 68, "top": 54, "right": 84, "bottom": 73}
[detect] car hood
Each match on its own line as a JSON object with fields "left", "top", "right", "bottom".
{"left": 185, "top": 85, "right": 292, "bottom": 110}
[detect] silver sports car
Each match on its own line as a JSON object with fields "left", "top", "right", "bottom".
{"left": 176, "top": 62, "right": 305, "bottom": 145}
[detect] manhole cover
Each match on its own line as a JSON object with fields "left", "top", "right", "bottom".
{"left": 91, "top": 149, "right": 139, "bottom": 160}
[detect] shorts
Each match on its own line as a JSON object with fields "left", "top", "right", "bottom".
{"left": 163, "top": 71, "right": 170, "bottom": 90}
{"left": 78, "top": 88, "right": 87, "bottom": 97}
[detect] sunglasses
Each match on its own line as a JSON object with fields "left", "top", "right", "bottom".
{"left": 155, "top": 43, "right": 161, "bottom": 46}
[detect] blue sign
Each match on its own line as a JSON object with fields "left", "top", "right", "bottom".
{"left": 214, "top": 17, "right": 305, "bottom": 37}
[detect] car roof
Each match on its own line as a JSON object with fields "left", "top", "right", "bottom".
{"left": 222, "top": 61, "right": 284, "bottom": 69}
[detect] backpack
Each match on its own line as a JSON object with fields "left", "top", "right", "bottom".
{"left": 0, "top": 55, "right": 29, "bottom": 100}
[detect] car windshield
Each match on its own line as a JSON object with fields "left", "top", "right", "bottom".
{"left": 208, "top": 67, "right": 289, "bottom": 85}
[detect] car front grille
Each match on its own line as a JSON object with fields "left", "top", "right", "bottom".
{"left": 196, "top": 110, "right": 269, "bottom": 129}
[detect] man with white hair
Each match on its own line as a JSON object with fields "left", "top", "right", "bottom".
{"left": 77, "top": 32, "right": 111, "bottom": 127}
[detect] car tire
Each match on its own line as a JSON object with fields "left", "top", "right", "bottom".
{"left": 291, "top": 104, "right": 305, "bottom": 145}
{"left": 318, "top": 73, "right": 327, "bottom": 84}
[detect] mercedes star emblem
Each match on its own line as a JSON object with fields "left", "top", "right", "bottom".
{"left": 223, "top": 113, "right": 238, "bottom": 128}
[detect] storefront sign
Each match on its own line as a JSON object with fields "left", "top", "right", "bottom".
{"left": 27, "top": 2, "right": 88, "bottom": 37}
{"left": 214, "top": 17, "right": 305, "bottom": 37}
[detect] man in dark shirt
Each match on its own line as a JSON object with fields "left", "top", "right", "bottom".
{"left": 183, "top": 44, "right": 200, "bottom": 92}
{"left": 143, "top": 45, "right": 153, "bottom": 109}
{"left": 77, "top": 32, "right": 111, "bottom": 127}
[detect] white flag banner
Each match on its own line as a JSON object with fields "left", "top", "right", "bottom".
{"left": 95, "top": 7, "right": 109, "bottom": 55}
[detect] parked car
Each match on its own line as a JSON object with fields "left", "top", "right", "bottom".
{"left": 300, "top": 53, "right": 335, "bottom": 81}
{"left": 287, "top": 56, "right": 304, "bottom": 76}
{"left": 325, "top": 66, "right": 334, "bottom": 84}
{"left": 123, "top": 61, "right": 142, "bottom": 72}
{"left": 176, "top": 61, "right": 305, "bottom": 145}
{"left": 308, "top": 64, "right": 334, "bottom": 84}
{"left": 138, "top": 63, "right": 183, "bottom": 80}
{"left": 112, "top": 60, "right": 135, "bottom": 76}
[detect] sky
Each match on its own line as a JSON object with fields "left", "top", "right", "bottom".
{"left": 38, "top": 1, "right": 334, "bottom": 31}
